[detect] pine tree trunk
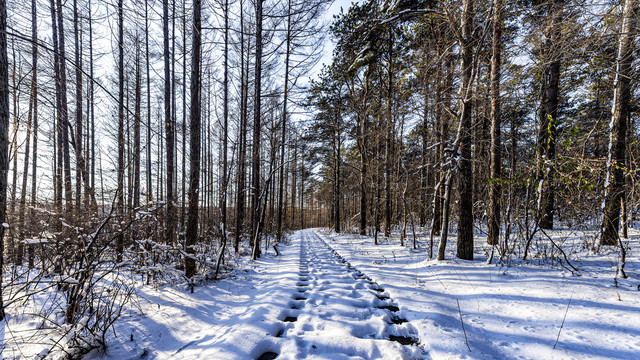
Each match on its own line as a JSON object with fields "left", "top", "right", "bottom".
{"left": 74, "top": 0, "right": 83, "bottom": 208}
{"left": 234, "top": 0, "right": 248, "bottom": 253}
{"left": 0, "top": 0, "right": 9, "bottom": 321}
{"left": 50, "top": 0, "right": 62, "bottom": 210}
{"left": 185, "top": 0, "right": 202, "bottom": 279}
{"left": 487, "top": 0, "right": 503, "bottom": 246}
{"left": 384, "top": 32, "right": 393, "bottom": 238}
{"left": 537, "top": 1, "right": 563, "bottom": 230}
{"left": 56, "top": 0, "right": 73, "bottom": 209}
{"left": 334, "top": 105, "right": 341, "bottom": 233}
{"left": 601, "top": 0, "right": 637, "bottom": 246}
{"left": 18, "top": 0, "right": 38, "bottom": 265}
{"left": 251, "top": 0, "right": 264, "bottom": 260}
{"left": 145, "top": 0, "right": 152, "bottom": 203}
{"left": 116, "top": 0, "right": 125, "bottom": 261}
{"left": 28, "top": 0, "right": 38, "bottom": 267}
{"left": 133, "top": 36, "right": 141, "bottom": 209}
{"left": 163, "top": 0, "right": 175, "bottom": 245}
{"left": 89, "top": 0, "right": 95, "bottom": 199}
{"left": 277, "top": 0, "right": 292, "bottom": 242}
{"left": 215, "top": 0, "right": 229, "bottom": 274}
{"left": 181, "top": 0, "right": 187, "bottom": 229}
{"left": 456, "top": 0, "right": 474, "bottom": 260}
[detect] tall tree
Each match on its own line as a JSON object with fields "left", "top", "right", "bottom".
{"left": 0, "top": 0, "right": 8, "bottom": 321}
{"left": 601, "top": 0, "right": 638, "bottom": 246}
{"left": 29, "top": 0, "right": 39, "bottom": 266}
{"left": 116, "top": 0, "right": 125, "bottom": 260}
{"left": 536, "top": 0, "right": 564, "bottom": 230}
{"left": 251, "top": 0, "right": 264, "bottom": 260}
{"left": 74, "top": 0, "right": 83, "bottom": 208}
{"left": 133, "top": 33, "right": 142, "bottom": 209}
{"left": 89, "top": 0, "right": 95, "bottom": 195}
{"left": 456, "top": 0, "right": 475, "bottom": 260}
{"left": 235, "top": 0, "right": 248, "bottom": 253}
{"left": 164, "top": 0, "right": 175, "bottom": 244}
{"left": 50, "top": 0, "right": 62, "bottom": 208}
{"left": 18, "top": 0, "right": 39, "bottom": 264}
{"left": 185, "top": 0, "right": 202, "bottom": 279}
{"left": 56, "top": 0, "right": 73, "bottom": 209}
{"left": 487, "top": 0, "right": 503, "bottom": 246}
{"left": 219, "top": 0, "right": 229, "bottom": 262}
{"left": 277, "top": 0, "right": 292, "bottom": 242}
{"left": 145, "top": 0, "right": 153, "bottom": 203}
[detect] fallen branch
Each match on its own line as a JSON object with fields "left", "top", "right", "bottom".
{"left": 538, "top": 227, "right": 579, "bottom": 273}
{"left": 553, "top": 294, "right": 573, "bottom": 349}
{"left": 456, "top": 299, "right": 471, "bottom": 351}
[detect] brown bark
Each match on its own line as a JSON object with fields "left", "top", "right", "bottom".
{"left": 251, "top": 0, "right": 264, "bottom": 260}
{"left": 277, "top": 0, "right": 292, "bottom": 241}
{"left": 601, "top": 0, "right": 637, "bottom": 246}
{"left": 456, "top": 0, "right": 475, "bottom": 260}
{"left": 145, "top": 0, "right": 152, "bottom": 203}
{"left": 235, "top": 0, "right": 248, "bottom": 253}
{"left": 116, "top": 0, "right": 124, "bottom": 261}
{"left": 537, "top": 1, "right": 563, "bottom": 230}
{"left": 0, "top": 0, "right": 9, "bottom": 321}
{"left": 487, "top": 0, "right": 503, "bottom": 246}
{"left": 163, "top": 0, "right": 175, "bottom": 245}
{"left": 185, "top": 0, "right": 202, "bottom": 279}
{"left": 56, "top": 0, "right": 72, "bottom": 209}
{"left": 133, "top": 35, "right": 142, "bottom": 209}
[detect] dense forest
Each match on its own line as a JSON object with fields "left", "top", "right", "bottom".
{"left": 0, "top": 0, "right": 639, "bottom": 357}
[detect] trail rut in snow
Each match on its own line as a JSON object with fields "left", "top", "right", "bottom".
{"left": 261, "top": 229, "right": 423, "bottom": 359}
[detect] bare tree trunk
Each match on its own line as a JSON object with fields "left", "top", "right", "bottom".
{"left": 89, "top": 0, "right": 95, "bottom": 199}
{"left": 50, "top": 0, "right": 62, "bottom": 210}
{"left": 601, "top": 0, "right": 637, "bottom": 246}
{"left": 18, "top": 0, "right": 38, "bottom": 265}
{"left": 537, "top": 1, "right": 563, "bottom": 230}
{"left": 181, "top": 0, "right": 187, "bottom": 229}
{"left": 487, "top": 0, "right": 503, "bottom": 246}
{"left": 216, "top": 0, "right": 229, "bottom": 273}
{"left": 28, "top": 0, "right": 38, "bottom": 267}
{"left": 56, "top": 0, "right": 73, "bottom": 209}
{"left": 277, "top": 0, "right": 292, "bottom": 242}
{"left": 9, "top": 46, "right": 18, "bottom": 262}
{"left": 234, "top": 0, "right": 248, "bottom": 253}
{"left": 438, "top": 171, "right": 453, "bottom": 261}
{"left": 0, "top": 0, "right": 9, "bottom": 321}
{"left": 10, "top": 41, "right": 18, "bottom": 234}
{"left": 431, "top": 55, "right": 444, "bottom": 235}
{"left": 334, "top": 105, "right": 341, "bottom": 233}
{"left": 74, "top": 0, "right": 83, "bottom": 208}
{"left": 163, "top": 0, "right": 175, "bottom": 245}
{"left": 384, "top": 32, "right": 393, "bottom": 238}
{"left": 133, "top": 34, "right": 142, "bottom": 209}
{"left": 185, "top": 0, "right": 202, "bottom": 279}
{"left": 290, "top": 140, "right": 297, "bottom": 228}
{"left": 116, "top": 0, "right": 125, "bottom": 261}
{"left": 145, "top": 0, "right": 152, "bottom": 204}
{"left": 357, "top": 69, "right": 371, "bottom": 236}
{"left": 252, "top": 0, "right": 264, "bottom": 260}
{"left": 456, "top": 0, "right": 475, "bottom": 260}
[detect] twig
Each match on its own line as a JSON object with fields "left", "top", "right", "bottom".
{"left": 553, "top": 294, "right": 573, "bottom": 349}
{"left": 456, "top": 299, "right": 471, "bottom": 351}
{"left": 538, "top": 227, "right": 579, "bottom": 272}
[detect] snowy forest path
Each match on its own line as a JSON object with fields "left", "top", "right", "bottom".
{"left": 261, "top": 229, "right": 424, "bottom": 359}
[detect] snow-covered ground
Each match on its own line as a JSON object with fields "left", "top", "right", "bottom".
{"left": 3, "top": 228, "right": 639, "bottom": 359}
{"left": 320, "top": 229, "right": 640, "bottom": 359}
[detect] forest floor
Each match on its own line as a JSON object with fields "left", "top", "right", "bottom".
{"left": 4, "top": 227, "right": 640, "bottom": 359}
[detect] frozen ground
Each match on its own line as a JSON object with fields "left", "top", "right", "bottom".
{"left": 3, "top": 227, "right": 639, "bottom": 359}
{"left": 320, "top": 228, "right": 640, "bottom": 360}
